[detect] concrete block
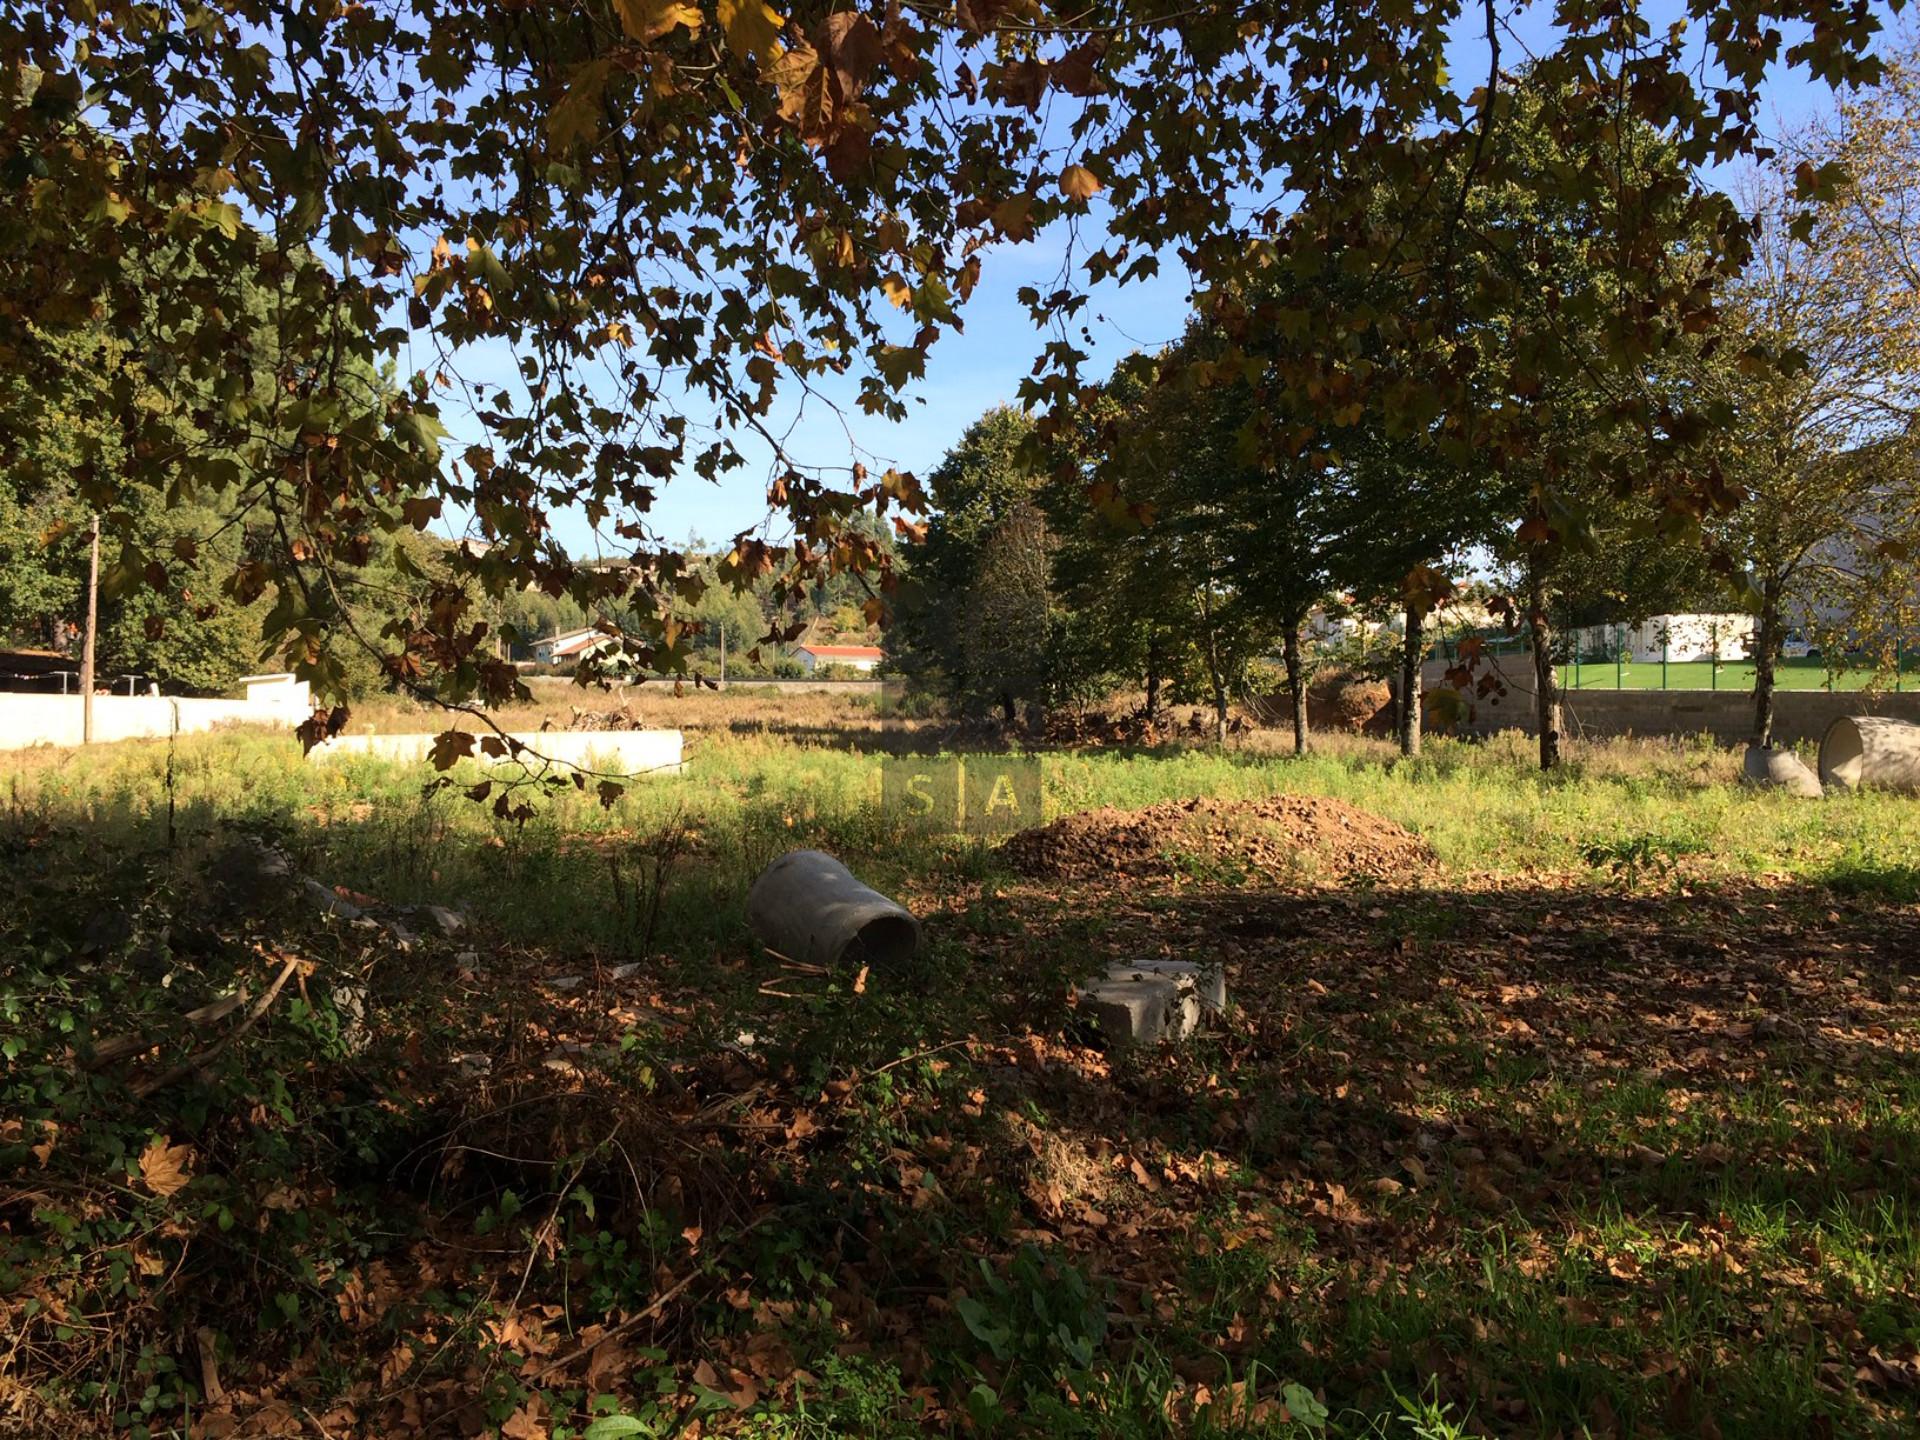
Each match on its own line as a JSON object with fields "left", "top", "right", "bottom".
{"left": 1109, "top": 959, "right": 1226, "bottom": 1011}
{"left": 1077, "top": 974, "right": 1202, "bottom": 1046}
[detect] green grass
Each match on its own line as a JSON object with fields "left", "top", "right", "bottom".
{"left": 8, "top": 725, "right": 1920, "bottom": 958}
{"left": 6, "top": 722, "right": 1920, "bottom": 1437}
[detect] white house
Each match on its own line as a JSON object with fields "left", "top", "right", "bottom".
{"left": 1573, "top": 613, "right": 1757, "bottom": 664}
{"left": 791, "top": 643, "right": 884, "bottom": 674}
{"left": 532, "top": 627, "right": 613, "bottom": 666}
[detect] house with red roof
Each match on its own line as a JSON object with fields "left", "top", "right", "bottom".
{"left": 791, "top": 643, "right": 884, "bottom": 675}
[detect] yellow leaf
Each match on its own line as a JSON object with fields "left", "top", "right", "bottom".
{"left": 613, "top": 0, "right": 702, "bottom": 42}
{"left": 881, "top": 273, "right": 912, "bottom": 308}
{"left": 548, "top": 58, "right": 612, "bottom": 151}
{"left": 1059, "top": 163, "right": 1102, "bottom": 201}
{"left": 139, "top": 1135, "right": 195, "bottom": 1198}
{"left": 718, "top": 0, "right": 784, "bottom": 61}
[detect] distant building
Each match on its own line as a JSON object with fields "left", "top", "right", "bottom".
{"left": 532, "top": 627, "right": 612, "bottom": 666}
{"left": 791, "top": 643, "right": 884, "bottom": 674}
{"left": 1573, "top": 613, "right": 1757, "bottom": 664}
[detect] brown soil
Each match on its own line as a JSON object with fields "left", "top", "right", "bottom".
{"left": 1002, "top": 793, "right": 1432, "bottom": 884}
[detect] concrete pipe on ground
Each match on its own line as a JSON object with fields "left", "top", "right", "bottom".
{"left": 746, "top": 849, "right": 920, "bottom": 969}
{"left": 1741, "top": 743, "right": 1823, "bottom": 798}
{"left": 1818, "top": 715, "right": 1920, "bottom": 793}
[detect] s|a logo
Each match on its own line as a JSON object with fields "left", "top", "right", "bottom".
{"left": 880, "top": 757, "right": 1042, "bottom": 835}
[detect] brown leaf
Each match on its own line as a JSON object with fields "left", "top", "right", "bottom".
{"left": 138, "top": 1135, "right": 195, "bottom": 1198}
{"left": 818, "top": 11, "right": 882, "bottom": 97}
{"left": 1059, "top": 163, "right": 1103, "bottom": 201}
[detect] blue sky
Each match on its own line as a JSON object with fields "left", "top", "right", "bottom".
{"left": 421, "top": 3, "right": 1900, "bottom": 563}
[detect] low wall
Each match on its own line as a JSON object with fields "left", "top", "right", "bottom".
{"left": 0, "top": 692, "right": 308, "bottom": 752}
{"left": 308, "top": 729, "right": 684, "bottom": 776}
{"left": 1450, "top": 684, "right": 1920, "bottom": 746}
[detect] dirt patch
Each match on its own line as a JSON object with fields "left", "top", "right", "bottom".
{"left": 1002, "top": 793, "right": 1432, "bottom": 884}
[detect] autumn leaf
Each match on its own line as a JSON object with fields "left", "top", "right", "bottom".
{"left": 548, "top": 58, "right": 612, "bottom": 151}
{"left": 139, "top": 1135, "right": 195, "bottom": 1198}
{"left": 1059, "top": 163, "right": 1103, "bottom": 201}
{"left": 770, "top": 42, "right": 832, "bottom": 140}
{"left": 429, "top": 730, "right": 476, "bottom": 771}
{"left": 613, "top": 0, "right": 701, "bottom": 42}
{"left": 717, "top": 0, "right": 784, "bottom": 63}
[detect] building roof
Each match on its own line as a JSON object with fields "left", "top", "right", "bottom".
{"left": 542, "top": 627, "right": 609, "bottom": 658}
{"left": 794, "top": 644, "right": 884, "bottom": 660}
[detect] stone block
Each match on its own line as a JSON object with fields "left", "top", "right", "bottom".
{"left": 1109, "top": 959, "right": 1226, "bottom": 1011}
{"left": 1077, "top": 974, "right": 1202, "bottom": 1046}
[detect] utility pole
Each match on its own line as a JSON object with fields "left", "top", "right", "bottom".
{"left": 81, "top": 514, "right": 99, "bottom": 744}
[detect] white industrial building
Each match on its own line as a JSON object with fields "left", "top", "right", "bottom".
{"left": 1572, "top": 613, "right": 1757, "bottom": 663}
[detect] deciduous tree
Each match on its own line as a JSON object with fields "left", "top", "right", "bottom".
{"left": 0, "top": 0, "right": 1893, "bottom": 761}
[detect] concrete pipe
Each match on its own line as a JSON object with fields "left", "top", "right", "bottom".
{"left": 1741, "top": 743, "right": 1823, "bottom": 798}
{"left": 1818, "top": 715, "right": 1920, "bottom": 793}
{"left": 746, "top": 849, "right": 920, "bottom": 969}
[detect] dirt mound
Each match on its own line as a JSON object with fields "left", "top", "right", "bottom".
{"left": 1251, "top": 669, "right": 1394, "bottom": 735}
{"left": 1002, "top": 793, "right": 1431, "bottom": 884}
{"left": 1308, "top": 669, "right": 1394, "bottom": 734}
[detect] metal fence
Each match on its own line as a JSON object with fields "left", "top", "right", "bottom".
{"left": 1434, "top": 629, "right": 1916, "bottom": 693}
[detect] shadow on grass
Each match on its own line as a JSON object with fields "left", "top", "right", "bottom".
{"left": 8, "top": 782, "right": 1920, "bottom": 1437}
{"left": 946, "top": 879, "right": 1920, "bottom": 1438}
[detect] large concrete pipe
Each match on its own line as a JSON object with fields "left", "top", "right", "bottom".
{"left": 1742, "top": 743, "right": 1823, "bottom": 798}
{"left": 746, "top": 850, "right": 920, "bottom": 969}
{"left": 1818, "top": 716, "right": 1920, "bottom": 793}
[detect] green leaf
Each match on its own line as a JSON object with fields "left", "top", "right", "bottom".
{"left": 393, "top": 410, "right": 450, "bottom": 464}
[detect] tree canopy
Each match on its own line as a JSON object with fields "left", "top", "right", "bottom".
{"left": 0, "top": 0, "right": 1898, "bottom": 720}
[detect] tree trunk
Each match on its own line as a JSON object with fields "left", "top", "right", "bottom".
{"left": 1397, "top": 599, "right": 1422, "bottom": 758}
{"left": 1143, "top": 635, "right": 1161, "bottom": 727}
{"left": 81, "top": 514, "right": 99, "bottom": 744}
{"left": 1527, "top": 564, "right": 1562, "bottom": 771}
{"left": 1282, "top": 621, "right": 1308, "bottom": 755}
{"left": 1197, "top": 579, "right": 1228, "bottom": 745}
{"left": 1753, "top": 585, "right": 1780, "bottom": 747}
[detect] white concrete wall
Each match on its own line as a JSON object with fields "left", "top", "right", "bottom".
{"left": 0, "top": 691, "right": 310, "bottom": 751}
{"left": 308, "top": 729, "right": 684, "bottom": 776}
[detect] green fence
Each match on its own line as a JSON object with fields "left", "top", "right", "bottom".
{"left": 1436, "top": 632, "right": 1915, "bottom": 693}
